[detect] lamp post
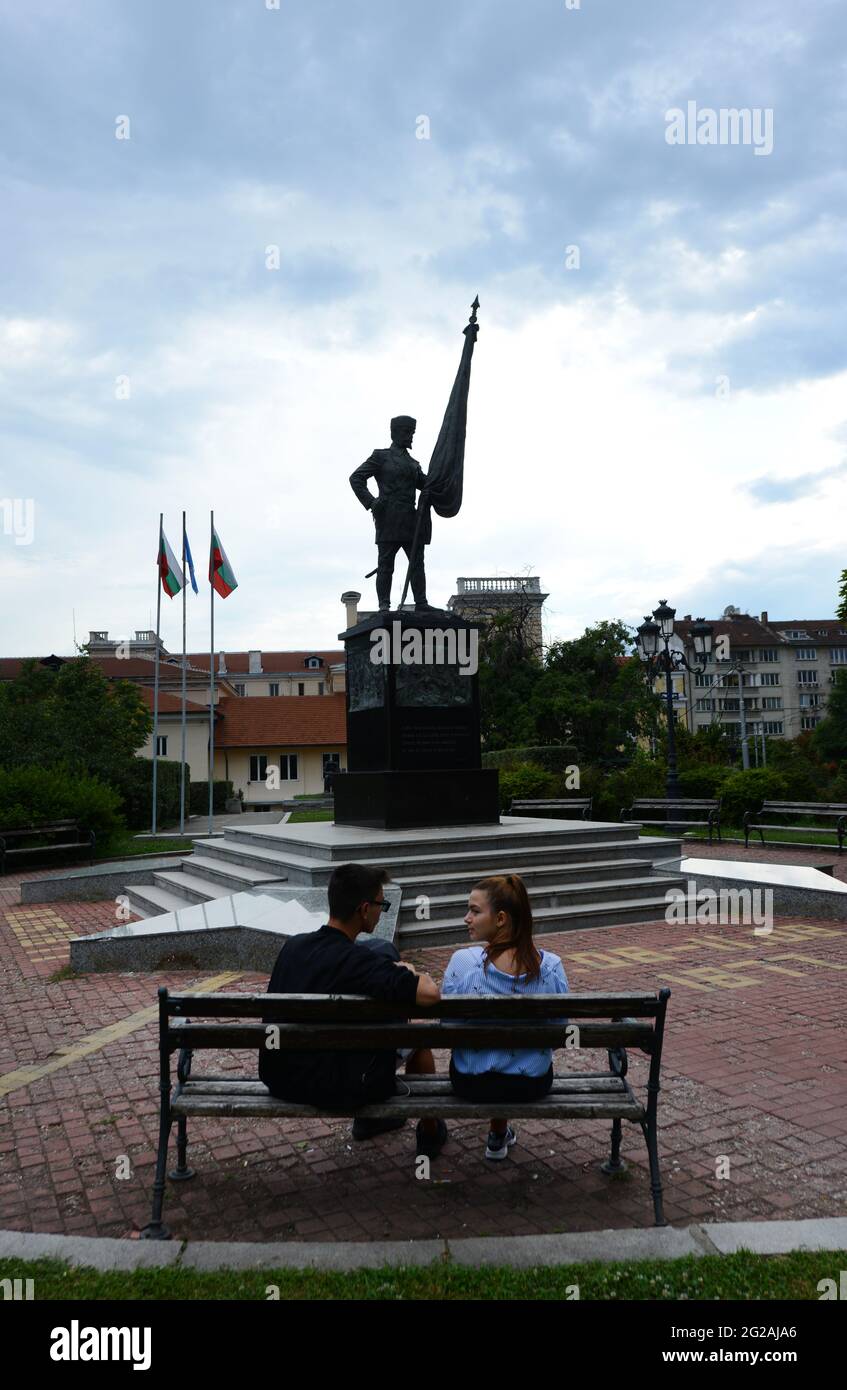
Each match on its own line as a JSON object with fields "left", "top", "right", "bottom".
{"left": 636, "top": 602, "right": 713, "bottom": 800}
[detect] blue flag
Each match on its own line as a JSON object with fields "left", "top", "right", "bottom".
{"left": 184, "top": 527, "right": 199, "bottom": 594}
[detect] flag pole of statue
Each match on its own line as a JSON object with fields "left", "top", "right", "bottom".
{"left": 398, "top": 297, "right": 480, "bottom": 608}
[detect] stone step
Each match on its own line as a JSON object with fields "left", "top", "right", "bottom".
{"left": 398, "top": 874, "right": 684, "bottom": 925}
{"left": 183, "top": 854, "right": 289, "bottom": 894}
{"left": 126, "top": 883, "right": 193, "bottom": 919}
{"left": 219, "top": 818, "right": 648, "bottom": 862}
{"left": 392, "top": 856, "right": 664, "bottom": 899}
{"left": 398, "top": 892, "right": 687, "bottom": 949}
{"left": 191, "top": 831, "right": 683, "bottom": 885}
{"left": 151, "top": 869, "right": 228, "bottom": 905}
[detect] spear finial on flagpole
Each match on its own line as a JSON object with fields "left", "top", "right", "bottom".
{"left": 469, "top": 295, "right": 480, "bottom": 325}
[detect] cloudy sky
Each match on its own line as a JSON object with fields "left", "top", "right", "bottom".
{"left": 2, "top": 0, "right": 846, "bottom": 659}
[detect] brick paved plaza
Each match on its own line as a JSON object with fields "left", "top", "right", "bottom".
{"left": 1, "top": 849, "right": 845, "bottom": 1245}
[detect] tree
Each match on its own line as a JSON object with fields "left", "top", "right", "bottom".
{"left": 811, "top": 669, "right": 847, "bottom": 762}
{"left": 477, "top": 609, "right": 542, "bottom": 749}
{"left": 0, "top": 657, "right": 152, "bottom": 782}
{"left": 837, "top": 568, "right": 847, "bottom": 624}
{"left": 530, "top": 621, "right": 659, "bottom": 764}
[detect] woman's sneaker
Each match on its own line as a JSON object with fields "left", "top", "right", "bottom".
{"left": 485, "top": 1125, "right": 517, "bottom": 1160}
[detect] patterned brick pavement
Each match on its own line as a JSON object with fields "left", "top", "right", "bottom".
{"left": 0, "top": 860, "right": 845, "bottom": 1243}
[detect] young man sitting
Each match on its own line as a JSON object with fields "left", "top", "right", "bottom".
{"left": 258, "top": 862, "right": 448, "bottom": 1159}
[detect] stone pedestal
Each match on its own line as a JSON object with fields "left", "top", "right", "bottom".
{"left": 336, "top": 609, "right": 499, "bottom": 829}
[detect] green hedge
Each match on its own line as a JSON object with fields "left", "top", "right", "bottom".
{"left": 113, "top": 758, "right": 189, "bottom": 830}
{"left": 498, "top": 763, "right": 556, "bottom": 812}
{"left": 483, "top": 745, "right": 580, "bottom": 774}
{"left": 189, "top": 779, "right": 234, "bottom": 817}
{"left": 0, "top": 765, "right": 124, "bottom": 842}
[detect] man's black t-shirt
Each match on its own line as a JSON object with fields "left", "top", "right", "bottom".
{"left": 258, "top": 926, "right": 419, "bottom": 1106}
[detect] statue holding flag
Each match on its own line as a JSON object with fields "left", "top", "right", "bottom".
{"left": 350, "top": 297, "right": 480, "bottom": 612}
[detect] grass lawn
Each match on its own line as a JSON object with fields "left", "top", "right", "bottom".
{"left": 288, "top": 809, "right": 334, "bottom": 823}
{"left": 100, "top": 833, "right": 188, "bottom": 857}
{"left": 639, "top": 824, "right": 839, "bottom": 849}
{"left": 1, "top": 1250, "right": 843, "bottom": 1301}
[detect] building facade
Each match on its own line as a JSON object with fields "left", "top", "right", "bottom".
{"left": 673, "top": 610, "right": 847, "bottom": 745}
{"left": 447, "top": 576, "right": 548, "bottom": 660}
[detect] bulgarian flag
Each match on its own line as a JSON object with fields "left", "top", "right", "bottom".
{"left": 158, "top": 531, "right": 184, "bottom": 598}
{"left": 209, "top": 526, "right": 238, "bottom": 598}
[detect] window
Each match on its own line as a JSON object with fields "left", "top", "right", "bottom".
{"left": 797, "top": 670, "right": 818, "bottom": 685}
{"left": 269, "top": 682, "right": 280, "bottom": 696}
{"left": 322, "top": 753, "right": 341, "bottom": 777}
{"left": 763, "top": 721, "right": 783, "bottom": 735}
{"left": 800, "top": 693, "right": 821, "bottom": 708}
{"left": 784, "top": 630, "right": 808, "bottom": 639}
{"left": 831, "top": 649, "right": 847, "bottom": 664}
{"left": 796, "top": 647, "right": 817, "bottom": 661}
{"left": 695, "top": 673, "right": 714, "bottom": 687}
{"left": 297, "top": 682, "right": 305, "bottom": 695}
{"left": 801, "top": 716, "right": 820, "bottom": 730}
{"left": 732, "top": 649, "right": 752, "bottom": 663}
{"left": 318, "top": 682, "right": 325, "bottom": 696}
{"left": 234, "top": 683, "right": 245, "bottom": 696}
{"left": 280, "top": 754, "right": 299, "bottom": 781}
{"left": 722, "top": 722, "right": 740, "bottom": 736}
{"left": 760, "top": 672, "right": 780, "bottom": 686}
{"left": 759, "top": 649, "right": 780, "bottom": 662}
{"left": 249, "top": 754, "right": 268, "bottom": 782}
{"left": 695, "top": 698, "right": 715, "bottom": 712}
{"left": 761, "top": 696, "right": 782, "bottom": 711}
{"left": 155, "top": 735, "right": 168, "bottom": 756}
{"left": 306, "top": 657, "right": 322, "bottom": 669}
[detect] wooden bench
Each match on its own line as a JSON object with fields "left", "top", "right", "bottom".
{"left": 743, "top": 801, "right": 846, "bottom": 853}
{"left": 621, "top": 798, "right": 722, "bottom": 842}
{"left": 510, "top": 797, "right": 593, "bottom": 820}
{"left": 140, "top": 986, "right": 671, "bottom": 1239}
{"left": 0, "top": 819, "right": 96, "bottom": 875}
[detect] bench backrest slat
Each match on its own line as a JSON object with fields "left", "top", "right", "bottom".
{"left": 165, "top": 991, "right": 664, "bottom": 1021}
{"left": 169, "top": 1020, "right": 654, "bottom": 1051}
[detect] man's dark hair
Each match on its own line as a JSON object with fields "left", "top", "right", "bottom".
{"left": 327, "top": 863, "right": 389, "bottom": 922}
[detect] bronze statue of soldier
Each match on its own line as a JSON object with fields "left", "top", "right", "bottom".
{"left": 349, "top": 414, "right": 431, "bottom": 611}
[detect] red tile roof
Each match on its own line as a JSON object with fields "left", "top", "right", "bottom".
{"left": 675, "top": 616, "right": 783, "bottom": 646}
{"left": 185, "top": 650, "right": 345, "bottom": 674}
{"left": 136, "top": 687, "right": 209, "bottom": 715}
{"left": 215, "top": 694, "right": 347, "bottom": 748}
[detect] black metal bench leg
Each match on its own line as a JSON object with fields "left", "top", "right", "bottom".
{"left": 169, "top": 1116, "right": 195, "bottom": 1182}
{"left": 139, "top": 1114, "right": 173, "bottom": 1240}
{"left": 642, "top": 1118, "right": 667, "bottom": 1227}
{"left": 600, "top": 1117, "right": 627, "bottom": 1175}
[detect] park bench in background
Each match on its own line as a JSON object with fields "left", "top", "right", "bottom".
{"left": 140, "top": 986, "right": 671, "bottom": 1239}
{"left": 621, "top": 798, "right": 721, "bottom": 842}
{"left": 743, "top": 801, "right": 846, "bottom": 853}
{"left": 0, "top": 819, "right": 96, "bottom": 875}
{"left": 510, "top": 796, "right": 593, "bottom": 820}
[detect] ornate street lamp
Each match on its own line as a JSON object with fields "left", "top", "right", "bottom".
{"left": 635, "top": 602, "right": 713, "bottom": 799}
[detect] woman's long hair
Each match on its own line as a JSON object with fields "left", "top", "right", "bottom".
{"left": 473, "top": 873, "right": 541, "bottom": 982}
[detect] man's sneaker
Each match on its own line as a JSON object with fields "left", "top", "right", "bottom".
{"left": 352, "top": 1115, "right": 407, "bottom": 1141}
{"left": 415, "top": 1117, "right": 448, "bottom": 1159}
{"left": 484, "top": 1125, "right": 517, "bottom": 1161}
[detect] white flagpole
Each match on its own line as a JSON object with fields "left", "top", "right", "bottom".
{"left": 180, "top": 510, "right": 187, "bottom": 835}
{"left": 152, "top": 513, "right": 163, "bottom": 836}
{"left": 209, "top": 509, "right": 215, "bottom": 836}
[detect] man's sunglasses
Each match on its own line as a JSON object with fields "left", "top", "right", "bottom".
{"left": 366, "top": 899, "right": 391, "bottom": 914}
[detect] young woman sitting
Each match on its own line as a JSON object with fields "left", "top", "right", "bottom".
{"left": 441, "top": 873, "right": 569, "bottom": 1160}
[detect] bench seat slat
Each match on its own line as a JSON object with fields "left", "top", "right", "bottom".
{"left": 169, "top": 1021, "right": 654, "bottom": 1050}
{"left": 748, "top": 822, "right": 842, "bottom": 832}
{"left": 171, "top": 1093, "right": 645, "bottom": 1122}
{"left": 178, "top": 1074, "right": 630, "bottom": 1097}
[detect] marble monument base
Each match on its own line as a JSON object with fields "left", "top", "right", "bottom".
{"left": 333, "top": 768, "right": 499, "bottom": 830}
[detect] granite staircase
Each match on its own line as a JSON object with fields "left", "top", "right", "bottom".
{"left": 126, "top": 818, "right": 686, "bottom": 947}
